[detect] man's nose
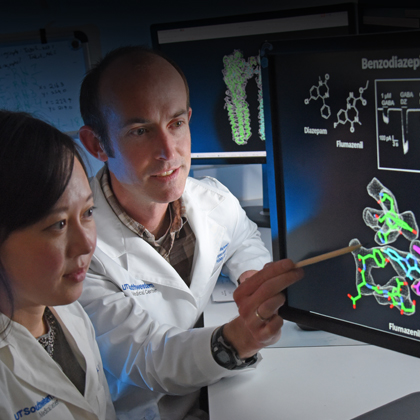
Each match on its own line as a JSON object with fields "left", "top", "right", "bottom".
{"left": 155, "top": 129, "right": 176, "bottom": 161}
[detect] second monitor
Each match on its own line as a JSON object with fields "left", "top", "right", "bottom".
{"left": 263, "top": 29, "right": 420, "bottom": 359}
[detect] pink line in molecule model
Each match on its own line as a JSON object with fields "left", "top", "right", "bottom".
{"left": 413, "top": 244, "right": 420, "bottom": 256}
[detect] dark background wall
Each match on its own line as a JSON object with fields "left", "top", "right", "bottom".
{"left": 1, "top": 1, "right": 353, "bottom": 48}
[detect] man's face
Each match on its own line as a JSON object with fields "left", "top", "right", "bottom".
{"left": 100, "top": 55, "right": 192, "bottom": 207}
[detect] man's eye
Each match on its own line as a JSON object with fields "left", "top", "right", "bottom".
{"left": 132, "top": 127, "right": 146, "bottom": 136}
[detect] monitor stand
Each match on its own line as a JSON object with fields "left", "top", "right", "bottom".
{"left": 243, "top": 164, "right": 270, "bottom": 228}
{"left": 243, "top": 205, "right": 270, "bottom": 228}
{"left": 351, "top": 392, "right": 420, "bottom": 419}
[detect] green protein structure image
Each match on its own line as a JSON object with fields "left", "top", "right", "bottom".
{"left": 222, "top": 50, "right": 265, "bottom": 146}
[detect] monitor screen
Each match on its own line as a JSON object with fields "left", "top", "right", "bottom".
{"left": 151, "top": 4, "right": 356, "bottom": 165}
{"left": 263, "top": 29, "right": 420, "bottom": 358}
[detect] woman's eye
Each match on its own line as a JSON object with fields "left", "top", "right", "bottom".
{"left": 84, "top": 207, "right": 95, "bottom": 218}
{"left": 52, "top": 220, "right": 66, "bottom": 230}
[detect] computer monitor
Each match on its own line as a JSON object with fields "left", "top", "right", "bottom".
{"left": 262, "top": 29, "right": 420, "bottom": 359}
{"left": 150, "top": 4, "right": 356, "bottom": 165}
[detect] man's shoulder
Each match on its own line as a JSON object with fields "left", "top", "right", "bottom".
{"left": 186, "top": 175, "right": 231, "bottom": 195}
{"left": 183, "top": 176, "right": 239, "bottom": 215}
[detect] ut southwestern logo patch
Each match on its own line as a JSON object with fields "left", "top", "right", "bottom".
{"left": 14, "top": 394, "right": 59, "bottom": 419}
{"left": 217, "top": 243, "right": 229, "bottom": 263}
{"left": 122, "top": 283, "right": 157, "bottom": 297}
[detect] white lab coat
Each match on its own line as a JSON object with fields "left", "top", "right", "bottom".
{"left": 0, "top": 302, "right": 116, "bottom": 420}
{"left": 79, "top": 168, "right": 271, "bottom": 420}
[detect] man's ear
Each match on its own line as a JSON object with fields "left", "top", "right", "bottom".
{"left": 78, "top": 126, "right": 108, "bottom": 162}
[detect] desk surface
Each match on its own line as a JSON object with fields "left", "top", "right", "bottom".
{"left": 205, "top": 298, "right": 420, "bottom": 420}
{"left": 208, "top": 343, "right": 420, "bottom": 420}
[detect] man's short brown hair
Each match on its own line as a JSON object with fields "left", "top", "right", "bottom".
{"left": 79, "top": 45, "right": 190, "bottom": 157}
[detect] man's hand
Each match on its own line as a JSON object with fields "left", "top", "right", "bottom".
{"left": 238, "top": 270, "right": 258, "bottom": 284}
{"left": 223, "top": 259, "right": 304, "bottom": 359}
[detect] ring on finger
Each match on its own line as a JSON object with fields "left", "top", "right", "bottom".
{"left": 255, "top": 308, "right": 270, "bottom": 322}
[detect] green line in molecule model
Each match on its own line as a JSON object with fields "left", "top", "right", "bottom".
{"left": 348, "top": 249, "right": 416, "bottom": 315}
{"left": 348, "top": 177, "right": 420, "bottom": 316}
{"left": 375, "top": 192, "right": 418, "bottom": 244}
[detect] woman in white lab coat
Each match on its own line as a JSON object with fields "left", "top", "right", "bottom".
{"left": 0, "top": 111, "right": 116, "bottom": 420}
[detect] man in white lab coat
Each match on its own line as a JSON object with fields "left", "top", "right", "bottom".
{"left": 78, "top": 46, "right": 303, "bottom": 420}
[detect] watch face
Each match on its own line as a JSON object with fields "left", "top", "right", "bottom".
{"left": 216, "top": 349, "right": 232, "bottom": 365}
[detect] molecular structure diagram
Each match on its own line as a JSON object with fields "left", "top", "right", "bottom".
{"left": 222, "top": 50, "right": 265, "bottom": 146}
{"left": 304, "top": 74, "right": 331, "bottom": 119}
{"left": 348, "top": 178, "right": 420, "bottom": 316}
{"left": 334, "top": 81, "right": 369, "bottom": 133}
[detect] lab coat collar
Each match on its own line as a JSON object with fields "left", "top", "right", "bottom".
{"left": 90, "top": 170, "right": 227, "bottom": 298}
{"left": 90, "top": 169, "right": 126, "bottom": 260}
{"left": 0, "top": 306, "right": 97, "bottom": 413}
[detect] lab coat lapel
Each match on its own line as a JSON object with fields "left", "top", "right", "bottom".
{"left": 183, "top": 179, "right": 226, "bottom": 297}
{"left": 125, "top": 237, "right": 192, "bottom": 292}
{"left": 51, "top": 307, "right": 101, "bottom": 411}
{"left": 122, "top": 187, "right": 226, "bottom": 299}
{"left": 92, "top": 172, "right": 226, "bottom": 299}
{"left": 1, "top": 313, "right": 92, "bottom": 412}
{"left": 92, "top": 171, "right": 193, "bottom": 294}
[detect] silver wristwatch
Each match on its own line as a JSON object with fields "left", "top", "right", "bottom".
{"left": 210, "top": 325, "right": 258, "bottom": 370}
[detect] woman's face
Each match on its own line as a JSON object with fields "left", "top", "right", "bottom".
{"left": 0, "top": 158, "right": 96, "bottom": 311}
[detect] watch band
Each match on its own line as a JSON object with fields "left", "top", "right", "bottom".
{"left": 211, "top": 325, "right": 258, "bottom": 370}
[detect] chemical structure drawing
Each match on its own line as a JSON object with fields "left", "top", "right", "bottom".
{"left": 222, "top": 50, "right": 265, "bottom": 146}
{"left": 377, "top": 81, "right": 420, "bottom": 155}
{"left": 348, "top": 177, "right": 420, "bottom": 315}
{"left": 304, "top": 74, "right": 331, "bottom": 119}
{"left": 334, "top": 80, "right": 369, "bottom": 133}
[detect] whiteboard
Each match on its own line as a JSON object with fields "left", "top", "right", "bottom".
{"left": 0, "top": 36, "right": 89, "bottom": 135}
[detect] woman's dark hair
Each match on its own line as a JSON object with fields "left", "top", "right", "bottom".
{"left": 0, "top": 110, "right": 87, "bottom": 332}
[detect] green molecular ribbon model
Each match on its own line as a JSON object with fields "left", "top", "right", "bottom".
{"left": 222, "top": 50, "right": 265, "bottom": 146}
